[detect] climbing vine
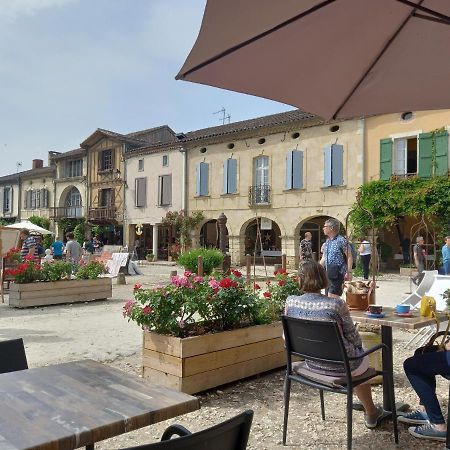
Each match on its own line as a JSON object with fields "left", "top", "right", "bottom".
{"left": 161, "top": 210, "right": 205, "bottom": 248}
{"left": 349, "top": 176, "right": 450, "bottom": 239}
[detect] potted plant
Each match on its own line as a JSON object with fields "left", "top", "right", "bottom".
{"left": 145, "top": 252, "right": 154, "bottom": 262}
{"left": 123, "top": 268, "right": 302, "bottom": 394}
{"left": 5, "top": 256, "right": 112, "bottom": 308}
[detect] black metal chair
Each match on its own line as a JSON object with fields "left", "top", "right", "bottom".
{"left": 121, "top": 410, "right": 253, "bottom": 450}
{"left": 0, "top": 338, "right": 28, "bottom": 374}
{"left": 282, "top": 315, "right": 398, "bottom": 449}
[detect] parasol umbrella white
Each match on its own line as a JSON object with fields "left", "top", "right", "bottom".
{"left": 5, "top": 220, "right": 53, "bottom": 235}
{"left": 176, "top": 0, "right": 450, "bottom": 120}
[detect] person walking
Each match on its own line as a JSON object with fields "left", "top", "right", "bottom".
{"left": 412, "top": 236, "right": 426, "bottom": 286}
{"left": 65, "top": 232, "right": 82, "bottom": 266}
{"left": 358, "top": 236, "right": 372, "bottom": 280}
{"left": 442, "top": 236, "right": 450, "bottom": 275}
{"left": 19, "top": 229, "right": 37, "bottom": 259}
{"left": 320, "top": 218, "right": 352, "bottom": 298}
{"left": 299, "top": 232, "right": 313, "bottom": 262}
{"left": 51, "top": 236, "right": 64, "bottom": 260}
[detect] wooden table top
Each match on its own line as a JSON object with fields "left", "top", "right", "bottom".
{"left": 0, "top": 359, "right": 200, "bottom": 450}
{"left": 350, "top": 307, "right": 449, "bottom": 330}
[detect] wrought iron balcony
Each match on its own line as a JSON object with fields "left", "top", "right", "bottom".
{"left": 88, "top": 206, "right": 117, "bottom": 222}
{"left": 248, "top": 184, "right": 271, "bottom": 206}
{"left": 50, "top": 206, "right": 83, "bottom": 219}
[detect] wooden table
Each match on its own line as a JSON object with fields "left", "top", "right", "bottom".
{"left": 350, "top": 307, "right": 448, "bottom": 412}
{"left": 0, "top": 360, "right": 200, "bottom": 450}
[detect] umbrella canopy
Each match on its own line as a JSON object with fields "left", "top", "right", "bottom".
{"left": 6, "top": 221, "right": 53, "bottom": 235}
{"left": 176, "top": 0, "right": 450, "bottom": 120}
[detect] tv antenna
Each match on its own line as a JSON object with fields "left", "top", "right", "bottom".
{"left": 213, "top": 107, "right": 231, "bottom": 125}
{"left": 16, "top": 161, "right": 22, "bottom": 173}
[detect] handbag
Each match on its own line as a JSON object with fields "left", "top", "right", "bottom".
{"left": 422, "top": 312, "right": 450, "bottom": 353}
{"left": 420, "top": 295, "right": 436, "bottom": 318}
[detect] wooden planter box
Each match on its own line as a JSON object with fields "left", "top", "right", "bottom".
{"left": 8, "top": 278, "right": 112, "bottom": 308}
{"left": 143, "top": 322, "right": 285, "bottom": 394}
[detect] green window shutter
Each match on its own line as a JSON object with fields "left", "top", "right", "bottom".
{"left": 435, "top": 130, "right": 448, "bottom": 176}
{"left": 379, "top": 139, "right": 392, "bottom": 181}
{"left": 418, "top": 132, "right": 433, "bottom": 178}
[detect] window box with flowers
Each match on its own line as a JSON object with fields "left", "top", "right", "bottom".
{"left": 124, "top": 268, "right": 301, "bottom": 394}
{"left": 5, "top": 256, "right": 112, "bottom": 308}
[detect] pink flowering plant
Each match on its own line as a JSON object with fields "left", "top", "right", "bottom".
{"left": 123, "top": 269, "right": 271, "bottom": 337}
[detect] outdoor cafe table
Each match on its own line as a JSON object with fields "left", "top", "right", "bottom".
{"left": 350, "top": 307, "right": 448, "bottom": 413}
{"left": 0, "top": 359, "right": 200, "bottom": 450}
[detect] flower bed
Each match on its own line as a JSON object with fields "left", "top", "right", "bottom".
{"left": 124, "top": 268, "right": 301, "bottom": 393}
{"left": 4, "top": 255, "right": 111, "bottom": 308}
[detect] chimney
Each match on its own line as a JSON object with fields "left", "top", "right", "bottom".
{"left": 32, "top": 159, "right": 44, "bottom": 169}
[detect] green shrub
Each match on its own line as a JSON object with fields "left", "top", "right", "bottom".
{"left": 178, "top": 248, "right": 224, "bottom": 275}
{"left": 75, "top": 261, "right": 107, "bottom": 279}
{"left": 40, "top": 261, "right": 73, "bottom": 282}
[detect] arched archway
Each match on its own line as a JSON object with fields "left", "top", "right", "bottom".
{"left": 199, "top": 219, "right": 229, "bottom": 250}
{"left": 59, "top": 186, "right": 83, "bottom": 218}
{"left": 244, "top": 217, "right": 282, "bottom": 263}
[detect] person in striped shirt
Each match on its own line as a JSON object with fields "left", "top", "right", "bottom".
{"left": 19, "top": 229, "right": 37, "bottom": 259}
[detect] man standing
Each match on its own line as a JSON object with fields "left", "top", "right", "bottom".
{"left": 19, "top": 229, "right": 37, "bottom": 259}
{"left": 299, "top": 232, "right": 313, "bottom": 262}
{"left": 442, "top": 236, "right": 450, "bottom": 275}
{"left": 51, "top": 236, "right": 64, "bottom": 260}
{"left": 320, "top": 218, "right": 352, "bottom": 298}
{"left": 65, "top": 232, "right": 82, "bottom": 266}
{"left": 412, "top": 236, "right": 426, "bottom": 286}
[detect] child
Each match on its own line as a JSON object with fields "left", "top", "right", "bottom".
{"left": 44, "top": 249, "right": 53, "bottom": 262}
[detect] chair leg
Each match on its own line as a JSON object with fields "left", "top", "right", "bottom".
{"left": 319, "top": 390, "right": 325, "bottom": 420}
{"left": 346, "top": 389, "right": 353, "bottom": 450}
{"left": 446, "top": 383, "right": 450, "bottom": 449}
{"left": 283, "top": 375, "right": 291, "bottom": 445}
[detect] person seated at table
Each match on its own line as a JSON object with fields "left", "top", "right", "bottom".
{"left": 285, "top": 260, "right": 385, "bottom": 428}
{"left": 398, "top": 344, "right": 450, "bottom": 442}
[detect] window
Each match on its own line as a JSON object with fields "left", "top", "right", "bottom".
{"left": 24, "top": 188, "right": 48, "bottom": 209}
{"left": 138, "top": 159, "right": 144, "bottom": 172}
{"left": 135, "top": 177, "right": 147, "bottom": 207}
{"left": 99, "top": 188, "right": 114, "bottom": 207}
{"left": 393, "top": 137, "right": 417, "bottom": 175}
{"left": 223, "top": 158, "right": 237, "bottom": 194}
{"left": 285, "top": 150, "right": 303, "bottom": 189}
{"left": 65, "top": 159, "right": 83, "bottom": 177}
{"left": 99, "top": 149, "right": 113, "bottom": 171}
{"left": 196, "top": 162, "right": 209, "bottom": 196}
{"left": 162, "top": 155, "right": 169, "bottom": 166}
{"left": 3, "top": 187, "right": 11, "bottom": 213}
{"left": 158, "top": 175, "right": 172, "bottom": 206}
{"left": 253, "top": 156, "right": 269, "bottom": 203}
{"left": 323, "top": 144, "right": 344, "bottom": 186}
{"left": 65, "top": 187, "right": 82, "bottom": 207}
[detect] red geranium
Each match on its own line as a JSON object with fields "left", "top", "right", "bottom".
{"left": 219, "top": 277, "right": 238, "bottom": 289}
{"left": 231, "top": 269, "right": 242, "bottom": 278}
{"left": 263, "top": 291, "right": 272, "bottom": 298}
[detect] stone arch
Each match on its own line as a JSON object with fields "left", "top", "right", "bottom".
{"left": 58, "top": 185, "right": 82, "bottom": 208}
{"left": 199, "top": 219, "right": 229, "bottom": 250}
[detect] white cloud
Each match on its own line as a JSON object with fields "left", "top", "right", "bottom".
{"left": 0, "top": 0, "right": 77, "bottom": 21}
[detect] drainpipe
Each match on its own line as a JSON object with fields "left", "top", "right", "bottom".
{"left": 122, "top": 143, "right": 128, "bottom": 247}
{"left": 179, "top": 146, "right": 187, "bottom": 212}
{"left": 17, "top": 174, "right": 22, "bottom": 221}
{"left": 362, "top": 117, "right": 366, "bottom": 184}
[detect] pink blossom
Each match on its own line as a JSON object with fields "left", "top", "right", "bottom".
{"left": 193, "top": 275, "right": 204, "bottom": 283}
{"left": 184, "top": 271, "right": 192, "bottom": 277}
{"left": 178, "top": 320, "right": 185, "bottom": 329}
{"left": 134, "top": 283, "right": 142, "bottom": 290}
{"left": 143, "top": 306, "right": 152, "bottom": 315}
{"left": 122, "top": 299, "right": 135, "bottom": 317}
{"left": 208, "top": 279, "right": 220, "bottom": 289}
{"left": 254, "top": 283, "right": 261, "bottom": 290}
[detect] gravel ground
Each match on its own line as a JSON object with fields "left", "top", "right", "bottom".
{"left": 0, "top": 266, "right": 446, "bottom": 449}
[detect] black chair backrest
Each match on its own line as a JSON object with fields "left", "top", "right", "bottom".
{"left": 123, "top": 410, "right": 254, "bottom": 450}
{"left": 282, "top": 315, "right": 349, "bottom": 366}
{"left": 0, "top": 338, "right": 28, "bottom": 374}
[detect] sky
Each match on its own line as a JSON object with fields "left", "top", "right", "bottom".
{"left": 0, "top": 0, "right": 293, "bottom": 176}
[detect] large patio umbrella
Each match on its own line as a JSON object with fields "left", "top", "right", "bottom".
{"left": 176, "top": 0, "right": 450, "bottom": 120}
{"left": 5, "top": 221, "right": 53, "bottom": 235}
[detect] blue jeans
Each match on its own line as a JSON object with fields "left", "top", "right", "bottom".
{"left": 403, "top": 347, "right": 450, "bottom": 424}
{"left": 444, "top": 260, "right": 450, "bottom": 275}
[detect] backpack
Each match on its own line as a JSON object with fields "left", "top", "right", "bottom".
{"left": 339, "top": 240, "right": 357, "bottom": 269}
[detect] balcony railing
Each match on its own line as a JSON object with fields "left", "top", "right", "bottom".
{"left": 88, "top": 206, "right": 117, "bottom": 221}
{"left": 248, "top": 184, "right": 271, "bottom": 206}
{"left": 50, "top": 206, "right": 83, "bottom": 219}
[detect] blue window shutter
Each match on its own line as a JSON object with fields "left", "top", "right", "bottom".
{"left": 380, "top": 138, "right": 393, "bottom": 180}
{"left": 435, "top": 130, "right": 448, "bottom": 176}
{"left": 323, "top": 146, "right": 332, "bottom": 187}
{"left": 418, "top": 133, "right": 433, "bottom": 178}
{"left": 223, "top": 160, "right": 228, "bottom": 194}
{"left": 292, "top": 150, "right": 303, "bottom": 189}
{"left": 199, "top": 162, "right": 209, "bottom": 196}
{"left": 227, "top": 158, "right": 237, "bottom": 193}
{"left": 331, "top": 144, "right": 344, "bottom": 186}
{"left": 196, "top": 163, "right": 202, "bottom": 196}
{"left": 285, "top": 151, "right": 293, "bottom": 189}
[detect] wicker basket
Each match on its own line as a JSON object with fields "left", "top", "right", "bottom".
{"left": 345, "top": 291, "right": 374, "bottom": 310}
